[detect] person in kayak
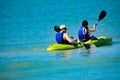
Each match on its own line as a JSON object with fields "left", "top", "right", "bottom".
{"left": 56, "top": 24, "right": 77, "bottom": 44}
{"left": 78, "top": 20, "right": 97, "bottom": 49}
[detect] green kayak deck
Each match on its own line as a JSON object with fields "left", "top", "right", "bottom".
{"left": 47, "top": 36, "right": 112, "bottom": 51}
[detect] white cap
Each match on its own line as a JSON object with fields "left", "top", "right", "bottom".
{"left": 60, "top": 24, "right": 66, "bottom": 29}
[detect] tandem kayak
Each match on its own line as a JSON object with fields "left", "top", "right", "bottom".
{"left": 46, "top": 36, "right": 112, "bottom": 51}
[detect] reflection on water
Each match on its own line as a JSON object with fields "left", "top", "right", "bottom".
{"left": 56, "top": 50, "right": 72, "bottom": 58}
{"left": 54, "top": 45, "right": 96, "bottom": 58}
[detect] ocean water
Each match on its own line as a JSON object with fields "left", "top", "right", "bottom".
{"left": 0, "top": 0, "right": 120, "bottom": 80}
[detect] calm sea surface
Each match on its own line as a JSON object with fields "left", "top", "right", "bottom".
{"left": 0, "top": 0, "right": 120, "bottom": 80}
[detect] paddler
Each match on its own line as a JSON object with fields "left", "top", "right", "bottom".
{"left": 78, "top": 20, "right": 97, "bottom": 49}
{"left": 56, "top": 24, "right": 77, "bottom": 44}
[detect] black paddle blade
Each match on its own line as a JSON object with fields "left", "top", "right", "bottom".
{"left": 98, "top": 10, "right": 107, "bottom": 21}
{"left": 54, "top": 25, "right": 60, "bottom": 32}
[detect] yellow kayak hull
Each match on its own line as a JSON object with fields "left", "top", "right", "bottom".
{"left": 47, "top": 36, "right": 112, "bottom": 51}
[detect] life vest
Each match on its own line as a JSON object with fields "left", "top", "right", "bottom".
{"left": 56, "top": 32, "right": 70, "bottom": 44}
{"left": 78, "top": 26, "right": 90, "bottom": 42}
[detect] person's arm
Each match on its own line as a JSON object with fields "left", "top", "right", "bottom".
{"left": 63, "top": 33, "right": 74, "bottom": 43}
{"left": 88, "top": 24, "right": 97, "bottom": 32}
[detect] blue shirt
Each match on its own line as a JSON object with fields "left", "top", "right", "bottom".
{"left": 78, "top": 26, "right": 90, "bottom": 42}
{"left": 56, "top": 32, "right": 70, "bottom": 44}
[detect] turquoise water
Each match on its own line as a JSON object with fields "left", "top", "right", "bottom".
{"left": 0, "top": 0, "right": 120, "bottom": 80}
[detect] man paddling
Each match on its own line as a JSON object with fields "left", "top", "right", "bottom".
{"left": 56, "top": 24, "right": 77, "bottom": 44}
{"left": 78, "top": 20, "right": 97, "bottom": 49}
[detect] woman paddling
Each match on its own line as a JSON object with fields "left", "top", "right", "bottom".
{"left": 78, "top": 20, "right": 97, "bottom": 49}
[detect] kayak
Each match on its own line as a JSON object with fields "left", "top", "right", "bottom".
{"left": 46, "top": 36, "right": 112, "bottom": 51}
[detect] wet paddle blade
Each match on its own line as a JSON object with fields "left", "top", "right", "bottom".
{"left": 54, "top": 25, "right": 60, "bottom": 32}
{"left": 98, "top": 10, "right": 107, "bottom": 21}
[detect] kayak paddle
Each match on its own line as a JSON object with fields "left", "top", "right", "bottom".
{"left": 54, "top": 25, "right": 60, "bottom": 32}
{"left": 97, "top": 10, "right": 107, "bottom": 24}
